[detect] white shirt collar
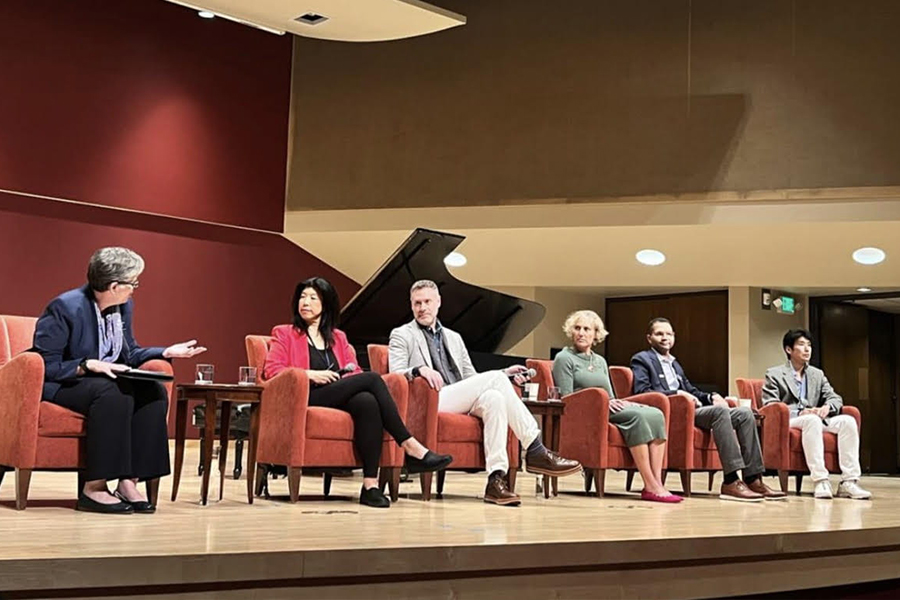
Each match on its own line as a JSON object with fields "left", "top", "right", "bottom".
{"left": 653, "top": 348, "right": 676, "bottom": 364}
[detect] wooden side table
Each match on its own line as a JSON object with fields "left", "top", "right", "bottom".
{"left": 522, "top": 399, "right": 566, "bottom": 498}
{"left": 172, "top": 383, "right": 263, "bottom": 505}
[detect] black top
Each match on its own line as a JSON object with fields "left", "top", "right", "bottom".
{"left": 308, "top": 339, "right": 338, "bottom": 372}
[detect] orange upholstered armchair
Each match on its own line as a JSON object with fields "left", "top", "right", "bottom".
{"left": 735, "top": 378, "right": 862, "bottom": 495}
{"left": 245, "top": 335, "right": 407, "bottom": 502}
{"left": 611, "top": 365, "right": 726, "bottom": 496}
{"left": 527, "top": 359, "right": 670, "bottom": 497}
{"left": 368, "top": 344, "right": 519, "bottom": 501}
{"left": 0, "top": 315, "right": 172, "bottom": 510}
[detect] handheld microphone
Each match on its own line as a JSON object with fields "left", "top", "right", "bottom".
{"left": 509, "top": 368, "right": 537, "bottom": 381}
{"left": 336, "top": 363, "right": 357, "bottom": 376}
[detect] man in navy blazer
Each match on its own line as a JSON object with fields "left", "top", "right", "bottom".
{"left": 631, "top": 318, "right": 784, "bottom": 501}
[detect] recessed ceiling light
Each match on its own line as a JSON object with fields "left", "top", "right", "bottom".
{"left": 635, "top": 249, "right": 666, "bottom": 266}
{"left": 852, "top": 247, "right": 886, "bottom": 265}
{"left": 444, "top": 252, "right": 467, "bottom": 268}
{"left": 198, "top": 10, "right": 215, "bottom": 19}
{"left": 857, "top": 287, "right": 873, "bottom": 292}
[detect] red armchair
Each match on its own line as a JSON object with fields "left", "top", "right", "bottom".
{"left": 527, "top": 359, "right": 669, "bottom": 497}
{"left": 367, "top": 344, "right": 519, "bottom": 500}
{"left": 245, "top": 335, "right": 407, "bottom": 502}
{"left": 735, "top": 378, "right": 862, "bottom": 495}
{"left": 0, "top": 314, "right": 172, "bottom": 510}
{"left": 610, "top": 366, "right": 725, "bottom": 496}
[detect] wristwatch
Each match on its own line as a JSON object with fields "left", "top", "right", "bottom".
{"left": 78, "top": 358, "right": 90, "bottom": 375}
{"left": 411, "top": 366, "right": 421, "bottom": 378}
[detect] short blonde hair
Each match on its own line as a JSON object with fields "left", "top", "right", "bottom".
{"left": 562, "top": 310, "right": 608, "bottom": 346}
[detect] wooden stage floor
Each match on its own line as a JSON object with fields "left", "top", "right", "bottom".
{"left": 3, "top": 443, "right": 900, "bottom": 599}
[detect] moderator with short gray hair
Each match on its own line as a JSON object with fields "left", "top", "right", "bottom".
{"left": 410, "top": 279, "right": 439, "bottom": 295}
{"left": 87, "top": 247, "right": 145, "bottom": 291}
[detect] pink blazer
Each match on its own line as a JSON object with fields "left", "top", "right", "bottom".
{"left": 264, "top": 324, "right": 363, "bottom": 380}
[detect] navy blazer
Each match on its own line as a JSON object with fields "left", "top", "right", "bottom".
{"left": 630, "top": 349, "right": 713, "bottom": 406}
{"left": 32, "top": 284, "right": 165, "bottom": 400}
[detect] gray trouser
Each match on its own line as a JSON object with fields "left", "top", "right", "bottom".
{"left": 694, "top": 405, "right": 764, "bottom": 476}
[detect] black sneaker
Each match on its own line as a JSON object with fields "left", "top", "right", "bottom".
{"left": 405, "top": 450, "right": 453, "bottom": 474}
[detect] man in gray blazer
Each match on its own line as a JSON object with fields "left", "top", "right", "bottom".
{"left": 389, "top": 280, "right": 581, "bottom": 506}
{"left": 762, "top": 329, "right": 870, "bottom": 499}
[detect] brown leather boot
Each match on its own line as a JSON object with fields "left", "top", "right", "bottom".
{"left": 484, "top": 474, "right": 521, "bottom": 506}
{"left": 720, "top": 480, "right": 764, "bottom": 502}
{"left": 525, "top": 448, "right": 582, "bottom": 477}
{"left": 746, "top": 478, "right": 788, "bottom": 500}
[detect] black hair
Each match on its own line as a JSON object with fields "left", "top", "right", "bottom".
{"left": 291, "top": 277, "right": 340, "bottom": 347}
{"left": 782, "top": 329, "right": 813, "bottom": 356}
{"left": 647, "top": 317, "right": 672, "bottom": 334}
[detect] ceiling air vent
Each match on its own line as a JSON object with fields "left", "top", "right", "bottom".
{"left": 295, "top": 12, "right": 328, "bottom": 25}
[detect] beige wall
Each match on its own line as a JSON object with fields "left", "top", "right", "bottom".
{"left": 491, "top": 287, "right": 605, "bottom": 359}
{"left": 729, "top": 286, "right": 809, "bottom": 394}
{"left": 288, "top": 0, "right": 900, "bottom": 211}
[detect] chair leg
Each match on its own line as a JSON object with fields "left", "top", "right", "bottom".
{"left": 420, "top": 472, "right": 433, "bottom": 501}
{"left": 15, "top": 468, "right": 32, "bottom": 511}
{"left": 583, "top": 469, "right": 594, "bottom": 493}
{"left": 778, "top": 470, "right": 789, "bottom": 494}
{"left": 288, "top": 467, "right": 301, "bottom": 503}
{"left": 389, "top": 467, "right": 400, "bottom": 502}
{"left": 145, "top": 478, "right": 160, "bottom": 507}
{"left": 661, "top": 470, "right": 668, "bottom": 485}
{"left": 708, "top": 472, "right": 716, "bottom": 491}
{"left": 679, "top": 470, "right": 692, "bottom": 497}
{"left": 507, "top": 468, "right": 517, "bottom": 494}
{"left": 233, "top": 439, "right": 244, "bottom": 480}
{"left": 795, "top": 474, "right": 804, "bottom": 496}
{"left": 378, "top": 468, "right": 390, "bottom": 493}
{"left": 77, "top": 470, "right": 86, "bottom": 497}
{"left": 255, "top": 464, "right": 269, "bottom": 498}
{"left": 436, "top": 470, "right": 446, "bottom": 498}
{"left": 625, "top": 470, "right": 635, "bottom": 492}
{"left": 0, "top": 467, "right": 5, "bottom": 491}
{"left": 198, "top": 432, "right": 205, "bottom": 476}
{"left": 323, "top": 473, "right": 332, "bottom": 497}
{"left": 594, "top": 469, "right": 605, "bottom": 498}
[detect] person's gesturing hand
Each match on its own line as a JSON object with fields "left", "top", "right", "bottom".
{"left": 163, "top": 340, "right": 207, "bottom": 359}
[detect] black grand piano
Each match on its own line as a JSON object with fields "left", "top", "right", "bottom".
{"left": 340, "top": 228, "right": 545, "bottom": 370}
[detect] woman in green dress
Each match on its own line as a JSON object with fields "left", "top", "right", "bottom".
{"left": 552, "top": 310, "right": 681, "bottom": 503}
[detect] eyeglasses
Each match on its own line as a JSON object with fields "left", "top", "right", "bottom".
{"left": 116, "top": 280, "right": 140, "bottom": 289}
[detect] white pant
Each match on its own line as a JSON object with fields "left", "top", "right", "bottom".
{"left": 789, "top": 413, "right": 861, "bottom": 482}
{"left": 438, "top": 371, "right": 541, "bottom": 474}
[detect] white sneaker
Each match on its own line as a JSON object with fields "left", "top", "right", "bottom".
{"left": 837, "top": 480, "right": 872, "bottom": 500}
{"left": 813, "top": 480, "right": 833, "bottom": 499}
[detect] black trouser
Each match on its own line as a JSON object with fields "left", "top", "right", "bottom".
{"left": 49, "top": 377, "right": 171, "bottom": 482}
{"left": 308, "top": 372, "right": 412, "bottom": 478}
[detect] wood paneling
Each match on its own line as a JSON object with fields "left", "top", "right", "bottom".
{"left": 604, "top": 291, "right": 729, "bottom": 393}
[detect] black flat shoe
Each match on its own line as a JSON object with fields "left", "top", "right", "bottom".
{"left": 359, "top": 485, "right": 391, "bottom": 508}
{"left": 405, "top": 450, "right": 454, "bottom": 474}
{"left": 76, "top": 494, "right": 134, "bottom": 514}
{"left": 113, "top": 491, "right": 156, "bottom": 514}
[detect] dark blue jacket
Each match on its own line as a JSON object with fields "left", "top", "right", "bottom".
{"left": 32, "top": 285, "right": 165, "bottom": 399}
{"left": 630, "top": 349, "right": 713, "bottom": 406}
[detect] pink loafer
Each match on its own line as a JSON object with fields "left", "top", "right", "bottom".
{"left": 640, "top": 489, "right": 683, "bottom": 503}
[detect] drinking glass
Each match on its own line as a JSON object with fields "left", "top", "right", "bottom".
{"left": 239, "top": 366, "right": 257, "bottom": 386}
{"left": 547, "top": 386, "right": 561, "bottom": 402}
{"left": 195, "top": 364, "right": 215, "bottom": 384}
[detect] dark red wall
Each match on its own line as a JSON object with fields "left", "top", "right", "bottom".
{"left": 0, "top": 0, "right": 291, "bottom": 232}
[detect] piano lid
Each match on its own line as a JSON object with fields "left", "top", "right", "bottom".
{"left": 339, "top": 228, "right": 545, "bottom": 354}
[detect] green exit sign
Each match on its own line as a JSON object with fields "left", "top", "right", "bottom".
{"left": 780, "top": 296, "right": 795, "bottom": 314}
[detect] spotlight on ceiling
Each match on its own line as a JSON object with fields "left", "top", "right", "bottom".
{"left": 857, "top": 287, "right": 873, "bottom": 292}
{"left": 444, "top": 252, "right": 467, "bottom": 268}
{"left": 852, "top": 247, "right": 886, "bottom": 265}
{"left": 198, "top": 10, "right": 215, "bottom": 19}
{"left": 635, "top": 249, "right": 666, "bottom": 266}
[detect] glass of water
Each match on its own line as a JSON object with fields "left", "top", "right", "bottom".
{"left": 547, "top": 386, "right": 561, "bottom": 402}
{"left": 238, "top": 366, "right": 257, "bottom": 386}
{"left": 195, "top": 364, "right": 214, "bottom": 384}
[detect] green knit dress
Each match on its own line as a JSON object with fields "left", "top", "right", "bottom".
{"left": 552, "top": 347, "right": 666, "bottom": 447}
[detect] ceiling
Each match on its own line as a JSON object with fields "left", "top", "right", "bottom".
{"left": 163, "top": 0, "right": 465, "bottom": 41}
{"left": 284, "top": 191, "right": 900, "bottom": 296}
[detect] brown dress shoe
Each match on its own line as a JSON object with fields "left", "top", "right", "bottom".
{"left": 525, "top": 448, "right": 582, "bottom": 477}
{"left": 484, "top": 475, "right": 521, "bottom": 506}
{"left": 719, "top": 480, "right": 764, "bottom": 502}
{"left": 746, "top": 478, "right": 788, "bottom": 500}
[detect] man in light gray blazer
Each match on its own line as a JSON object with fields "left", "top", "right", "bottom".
{"left": 762, "top": 329, "right": 870, "bottom": 499}
{"left": 389, "top": 280, "right": 581, "bottom": 506}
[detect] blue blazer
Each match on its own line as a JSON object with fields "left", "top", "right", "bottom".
{"left": 32, "top": 285, "right": 166, "bottom": 400}
{"left": 630, "top": 349, "right": 713, "bottom": 406}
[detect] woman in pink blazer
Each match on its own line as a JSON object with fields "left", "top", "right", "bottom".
{"left": 265, "top": 277, "right": 452, "bottom": 508}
